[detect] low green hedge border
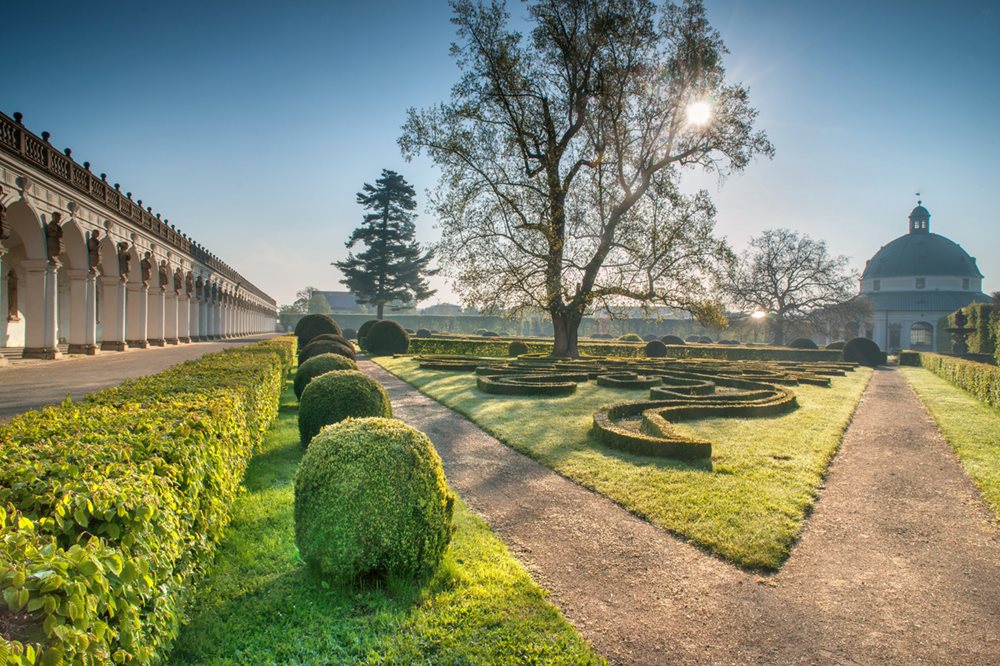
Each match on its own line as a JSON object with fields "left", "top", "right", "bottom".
{"left": 0, "top": 337, "right": 296, "bottom": 664}
{"left": 409, "top": 337, "right": 844, "bottom": 362}
{"left": 916, "top": 352, "right": 1000, "bottom": 410}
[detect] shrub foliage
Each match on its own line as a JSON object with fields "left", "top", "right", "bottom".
{"left": 0, "top": 337, "right": 296, "bottom": 664}
{"left": 294, "top": 417, "right": 454, "bottom": 584}
{"left": 918, "top": 352, "right": 1000, "bottom": 410}
{"left": 298, "top": 370, "right": 392, "bottom": 445}
{"left": 294, "top": 353, "right": 358, "bottom": 399}
{"left": 295, "top": 314, "right": 342, "bottom": 347}
{"left": 843, "top": 337, "right": 883, "bottom": 367}
{"left": 365, "top": 320, "right": 410, "bottom": 356}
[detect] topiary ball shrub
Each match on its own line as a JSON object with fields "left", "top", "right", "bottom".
{"left": 642, "top": 334, "right": 659, "bottom": 342}
{"left": 298, "top": 370, "right": 392, "bottom": 445}
{"left": 508, "top": 340, "right": 529, "bottom": 357}
{"left": 826, "top": 340, "right": 846, "bottom": 350}
{"left": 661, "top": 335, "right": 685, "bottom": 345}
{"left": 618, "top": 333, "right": 642, "bottom": 342}
{"left": 591, "top": 333, "right": 613, "bottom": 339}
{"left": 843, "top": 337, "right": 883, "bottom": 366}
{"left": 788, "top": 338, "right": 819, "bottom": 350}
{"left": 685, "top": 335, "right": 701, "bottom": 343}
{"left": 342, "top": 327, "right": 358, "bottom": 340}
{"left": 644, "top": 340, "right": 668, "bottom": 358}
{"left": 295, "top": 314, "right": 342, "bottom": 347}
{"left": 365, "top": 320, "right": 410, "bottom": 356}
{"left": 295, "top": 417, "right": 454, "bottom": 584}
{"left": 308, "top": 333, "right": 353, "bottom": 347}
{"left": 697, "top": 336, "right": 714, "bottom": 344}
{"left": 357, "top": 319, "right": 379, "bottom": 350}
{"left": 294, "top": 353, "right": 358, "bottom": 399}
{"left": 480, "top": 330, "right": 500, "bottom": 337}
{"left": 415, "top": 328, "right": 432, "bottom": 338}
{"left": 719, "top": 339, "right": 740, "bottom": 345}
{"left": 299, "top": 339, "right": 357, "bottom": 365}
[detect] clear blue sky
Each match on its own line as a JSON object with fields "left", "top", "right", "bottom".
{"left": 5, "top": 0, "right": 998, "bottom": 306}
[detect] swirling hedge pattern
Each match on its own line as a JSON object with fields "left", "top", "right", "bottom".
{"left": 409, "top": 353, "right": 856, "bottom": 462}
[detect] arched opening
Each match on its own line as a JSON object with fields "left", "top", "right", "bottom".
{"left": 909, "top": 322, "right": 933, "bottom": 350}
{"left": 1, "top": 199, "right": 47, "bottom": 349}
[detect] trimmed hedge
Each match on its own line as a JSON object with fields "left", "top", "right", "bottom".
{"left": 295, "top": 314, "right": 342, "bottom": 347}
{"left": 365, "top": 320, "right": 410, "bottom": 356}
{"left": 508, "top": 340, "right": 529, "bottom": 357}
{"left": 409, "top": 336, "right": 843, "bottom": 362}
{"left": 298, "top": 370, "right": 392, "bottom": 445}
{"left": 618, "top": 333, "right": 643, "bottom": 342}
{"left": 294, "top": 417, "right": 454, "bottom": 584}
{"left": 788, "top": 338, "right": 818, "bottom": 350}
{"left": 645, "top": 340, "right": 668, "bottom": 358}
{"left": 298, "top": 339, "right": 357, "bottom": 364}
{"left": 0, "top": 337, "right": 295, "bottom": 664}
{"left": 661, "top": 335, "right": 685, "bottom": 345}
{"left": 898, "top": 350, "right": 920, "bottom": 366}
{"left": 294, "top": 353, "right": 358, "bottom": 399}
{"left": 356, "top": 319, "right": 379, "bottom": 350}
{"left": 843, "top": 337, "right": 883, "bottom": 367}
{"left": 918, "top": 352, "right": 1000, "bottom": 410}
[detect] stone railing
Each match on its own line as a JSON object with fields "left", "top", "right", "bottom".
{"left": 0, "top": 111, "right": 274, "bottom": 306}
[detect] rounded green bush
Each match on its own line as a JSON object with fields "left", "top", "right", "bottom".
{"left": 618, "top": 333, "right": 642, "bottom": 342}
{"left": 343, "top": 327, "right": 358, "bottom": 340}
{"left": 298, "top": 370, "right": 392, "bottom": 445}
{"left": 294, "top": 417, "right": 455, "bottom": 583}
{"left": 415, "top": 328, "right": 432, "bottom": 338}
{"left": 299, "top": 339, "right": 356, "bottom": 364}
{"left": 508, "top": 340, "right": 529, "bottom": 357}
{"left": 365, "top": 320, "right": 410, "bottom": 356}
{"left": 826, "top": 340, "right": 846, "bottom": 350}
{"left": 685, "top": 335, "right": 701, "bottom": 343}
{"left": 788, "top": 337, "right": 819, "bottom": 350}
{"left": 357, "top": 319, "right": 379, "bottom": 350}
{"left": 843, "top": 337, "right": 883, "bottom": 367}
{"left": 309, "top": 333, "right": 353, "bottom": 347}
{"left": 295, "top": 314, "right": 342, "bottom": 347}
{"left": 661, "top": 335, "right": 685, "bottom": 345}
{"left": 644, "top": 340, "right": 668, "bottom": 358}
{"left": 294, "top": 353, "right": 358, "bottom": 399}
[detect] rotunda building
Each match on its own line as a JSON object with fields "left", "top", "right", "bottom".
{"left": 859, "top": 202, "right": 988, "bottom": 352}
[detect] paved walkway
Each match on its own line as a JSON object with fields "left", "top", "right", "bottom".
{"left": 0, "top": 334, "right": 278, "bottom": 422}
{"left": 361, "top": 361, "right": 1000, "bottom": 665}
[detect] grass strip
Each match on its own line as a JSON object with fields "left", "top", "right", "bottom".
{"left": 901, "top": 366, "right": 1000, "bottom": 521}
{"left": 170, "top": 383, "right": 602, "bottom": 665}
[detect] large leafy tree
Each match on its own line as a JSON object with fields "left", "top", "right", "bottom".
{"left": 724, "top": 229, "right": 864, "bottom": 345}
{"left": 400, "top": 0, "right": 771, "bottom": 357}
{"left": 335, "top": 170, "right": 437, "bottom": 319}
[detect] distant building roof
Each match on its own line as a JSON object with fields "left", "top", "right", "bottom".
{"left": 317, "top": 290, "right": 362, "bottom": 312}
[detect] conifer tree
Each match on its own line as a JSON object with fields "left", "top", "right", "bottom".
{"left": 335, "top": 170, "right": 436, "bottom": 319}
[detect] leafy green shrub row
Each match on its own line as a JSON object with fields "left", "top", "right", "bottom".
{"left": 294, "top": 353, "right": 358, "bottom": 399}
{"left": 409, "top": 337, "right": 844, "bottom": 362}
{"left": 0, "top": 337, "right": 296, "bottom": 664}
{"left": 918, "top": 352, "right": 1000, "bottom": 410}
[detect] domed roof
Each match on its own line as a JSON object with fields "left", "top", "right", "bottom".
{"left": 909, "top": 204, "right": 930, "bottom": 220}
{"left": 862, "top": 232, "right": 983, "bottom": 279}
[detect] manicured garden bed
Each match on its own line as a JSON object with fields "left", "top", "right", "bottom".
{"left": 169, "top": 382, "right": 601, "bottom": 664}
{"left": 375, "top": 356, "right": 872, "bottom": 570}
{"left": 901, "top": 366, "right": 1000, "bottom": 521}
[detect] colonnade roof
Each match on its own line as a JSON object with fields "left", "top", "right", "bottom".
{"left": 0, "top": 111, "right": 275, "bottom": 307}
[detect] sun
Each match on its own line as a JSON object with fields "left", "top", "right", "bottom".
{"left": 686, "top": 100, "right": 713, "bottom": 126}
{"left": 751, "top": 309, "right": 767, "bottom": 320}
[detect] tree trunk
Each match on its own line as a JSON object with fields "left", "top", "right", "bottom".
{"left": 551, "top": 309, "right": 582, "bottom": 358}
{"left": 772, "top": 318, "right": 785, "bottom": 346}
{"left": 377, "top": 303, "right": 384, "bottom": 320}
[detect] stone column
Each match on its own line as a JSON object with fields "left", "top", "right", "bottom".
{"left": 0, "top": 246, "right": 7, "bottom": 365}
{"left": 125, "top": 282, "right": 148, "bottom": 348}
{"left": 177, "top": 293, "right": 191, "bottom": 343}
{"left": 196, "top": 295, "right": 206, "bottom": 340}
{"left": 21, "top": 259, "right": 61, "bottom": 359}
{"left": 67, "top": 269, "right": 98, "bottom": 354}
{"left": 190, "top": 293, "right": 201, "bottom": 341}
{"left": 147, "top": 286, "right": 165, "bottom": 346}
{"left": 100, "top": 275, "right": 127, "bottom": 351}
{"left": 164, "top": 290, "right": 178, "bottom": 344}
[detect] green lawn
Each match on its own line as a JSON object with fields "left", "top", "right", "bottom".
{"left": 901, "top": 366, "right": 1000, "bottom": 521}
{"left": 376, "top": 357, "right": 873, "bottom": 570}
{"left": 170, "top": 381, "right": 601, "bottom": 665}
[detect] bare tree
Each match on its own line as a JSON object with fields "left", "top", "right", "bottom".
{"left": 724, "top": 229, "right": 863, "bottom": 345}
{"left": 400, "top": 0, "right": 771, "bottom": 357}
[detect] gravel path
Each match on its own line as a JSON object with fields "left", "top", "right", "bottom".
{"left": 361, "top": 361, "right": 1000, "bottom": 665}
{"left": 0, "top": 334, "right": 278, "bottom": 422}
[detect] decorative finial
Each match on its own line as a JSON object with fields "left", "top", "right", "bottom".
{"left": 100, "top": 173, "right": 107, "bottom": 181}
{"left": 41, "top": 131, "right": 50, "bottom": 142}
{"left": 64, "top": 148, "right": 72, "bottom": 157}
{"left": 83, "top": 161, "right": 90, "bottom": 170}
{"left": 13, "top": 112, "right": 23, "bottom": 124}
